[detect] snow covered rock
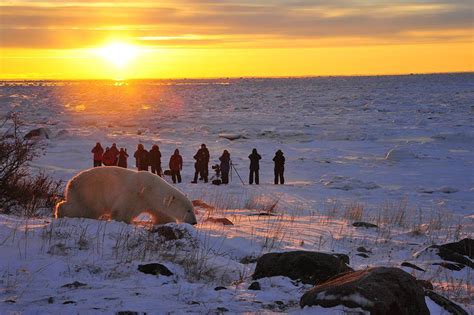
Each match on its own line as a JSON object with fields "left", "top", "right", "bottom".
{"left": 425, "top": 290, "right": 468, "bottom": 315}
{"left": 300, "top": 267, "right": 429, "bottom": 315}
{"left": 218, "top": 133, "right": 244, "bottom": 140}
{"left": 414, "top": 238, "right": 473, "bottom": 270}
{"left": 252, "top": 251, "right": 352, "bottom": 285}
{"left": 138, "top": 263, "right": 173, "bottom": 276}
{"left": 24, "top": 127, "right": 52, "bottom": 140}
{"left": 385, "top": 147, "right": 417, "bottom": 161}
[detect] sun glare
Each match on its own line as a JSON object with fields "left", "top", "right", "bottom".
{"left": 98, "top": 42, "right": 139, "bottom": 68}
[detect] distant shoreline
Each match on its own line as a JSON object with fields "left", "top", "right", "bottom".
{"left": 0, "top": 71, "right": 473, "bottom": 82}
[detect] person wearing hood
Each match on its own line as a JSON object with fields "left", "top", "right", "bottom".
{"left": 118, "top": 148, "right": 129, "bottom": 168}
{"left": 169, "top": 149, "right": 183, "bottom": 184}
{"left": 134, "top": 144, "right": 149, "bottom": 171}
{"left": 149, "top": 144, "right": 162, "bottom": 176}
{"left": 91, "top": 142, "right": 104, "bottom": 167}
{"left": 102, "top": 147, "right": 116, "bottom": 166}
{"left": 273, "top": 150, "right": 285, "bottom": 184}
{"left": 109, "top": 143, "right": 119, "bottom": 165}
{"left": 248, "top": 148, "right": 262, "bottom": 185}
{"left": 219, "top": 150, "right": 231, "bottom": 184}
{"left": 192, "top": 144, "right": 210, "bottom": 183}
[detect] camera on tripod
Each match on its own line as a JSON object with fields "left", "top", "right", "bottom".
{"left": 211, "top": 164, "right": 221, "bottom": 177}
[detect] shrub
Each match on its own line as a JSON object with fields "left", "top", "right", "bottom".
{"left": 0, "top": 114, "right": 62, "bottom": 216}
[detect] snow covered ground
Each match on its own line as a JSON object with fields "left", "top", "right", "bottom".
{"left": 0, "top": 73, "right": 473, "bottom": 313}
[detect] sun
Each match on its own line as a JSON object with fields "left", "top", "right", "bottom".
{"left": 98, "top": 42, "right": 139, "bottom": 68}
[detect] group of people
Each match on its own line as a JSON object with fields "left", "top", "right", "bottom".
{"left": 91, "top": 143, "right": 285, "bottom": 185}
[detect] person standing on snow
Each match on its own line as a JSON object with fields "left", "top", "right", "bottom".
{"left": 134, "top": 144, "right": 149, "bottom": 171}
{"left": 91, "top": 142, "right": 104, "bottom": 167}
{"left": 149, "top": 144, "right": 162, "bottom": 176}
{"left": 273, "top": 150, "right": 285, "bottom": 184}
{"left": 192, "top": 144, "right": 210, "bottom": 183}
{"left": 169, "top": 149, "right": 183, "bottom": 184}
{"left": 219, "top": 150, "right": 231, "bottom": 184}
{"left": 102, "top": 147, "right": 116, "bottom": 166}
{"left": 117, "top": 148, "right": 129, "bottom": 168}
{"left": 109, "top": 143, "right": 119, "bottom": 165}
{"left": 248, "top": 148, "right": 262, "bottom": 185}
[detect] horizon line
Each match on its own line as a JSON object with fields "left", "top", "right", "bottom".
{"left": 0, "top": 71, "right": 472, "bottom": 81}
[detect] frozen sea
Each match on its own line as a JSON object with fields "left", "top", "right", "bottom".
{"left": 1, "top": 73, "right": 473, "bottom": 217}
{"left": 0, "top": 73, "right": 473, "bottom": 314}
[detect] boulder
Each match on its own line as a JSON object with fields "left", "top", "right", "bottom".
{"left": 137, "top": 263, "right": 173, "bottom": 276}
{"left": 24, "top": 127, "right": 52, "bottom": 140}
{"left": 425, "top": 290, "right": 468, "bottom": 315}
{"left": 415, "top": 238, "right": 474, "bottom": 270}
{"left": 252, "top": 251, "right": 352, "bottom": 285}
{"left": 204, "top": 217, "right": 234, "bottom": 226}
{"left": 436, "top": 238, "right": 473, "bottom": 259}
{"left": 352, "top": 222, "right": 378, "bottom": 229}
{"left": 401, "top": 262, "right": 425, "bottom": 272}
{"left": 385, "top": 147, "right": 417, "bottom": 161}
{"left": 151, "top": 225, "right": 184, "bottom": 241}
{"left": 248, "top": 281, "right": 261, "bottom": 290}
{"left": 300, "top": 267, "right": 429, "bottom": 315}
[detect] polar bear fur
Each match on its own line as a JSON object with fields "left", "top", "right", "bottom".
{"left": 55, "top": 167, "right": 197, "bottom": 225}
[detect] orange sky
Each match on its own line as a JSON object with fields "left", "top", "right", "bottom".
{"left": 0, "top": 0, "right": 473, "bottom": 79}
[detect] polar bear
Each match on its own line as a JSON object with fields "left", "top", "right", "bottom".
{"left": 55, "top": 167, "right": 197, "bottom": 225}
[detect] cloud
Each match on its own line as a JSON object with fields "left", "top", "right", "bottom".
{"left": 0, "top": 0, "right": 472, "bottom": 49}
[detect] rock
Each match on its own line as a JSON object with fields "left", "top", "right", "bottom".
{"left": 204, "top": 217, "right": 234, "bottom": 226}
{"left": 61, "top": 281, "right": 87, "bottom": 289}
{"left": 116, "top": 312, "right": 140, "bottom": 315}
{"left": 356, "top": 253, "right": 369, "bottom": 258}
{"left": 138, "top": 263, "right": 173, "bottom": 276}
{"left": 248, "top": 282, "right": 261, "bottom": 290}
{"left": 352, "top": 221, "right": 378, "bottom": 228}
{"left": 401, "top": 262, "right": 425, "bottom": 272}
{"left": 300, "top": 267, "right": 429, "bottom": 315}
{"left": 385, "top": 147, "right": 417, "bottom": 161}
{"left": 24, "top": 127, "right": 51, "bottom": 140}
{"left": 63, "top": 300, "right": 76, "bottom": 305}
{"left": 218, "top": 133, "right": 244, "bottom": 141}
{"left": 356, "top": 246, "right": 372, "bottom": 254}
{"left": 240, "top": 255, "right": 258, "bottom": 264}
{"left": 151, "top": 225, "right": 184, "bottom": 241}
{"left": 214, "top": 286, "right": 227, "bottom": 291}
{"left": 216, "top": 307, "right": 229, "bottom": 313}
{"left": 433, "top": 262, "right": 464, "bottom": 271}
{"left": 425, "top": 290, "right": 468, "bottom": 315}
{"left": 419, "top": 238, "right": 474, "bottom": 270}
{"left": 47, "top": 297, "right": 54, "bottom": 304}
{"left": 252, "top": 251, "right": 352, "bottom": 285}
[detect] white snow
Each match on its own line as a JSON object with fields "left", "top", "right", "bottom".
{"left": 0, "top": 74, "right": 473, "bottom": 313}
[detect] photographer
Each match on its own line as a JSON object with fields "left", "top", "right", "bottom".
{"left": 219, "top": 150, "right": 231, "bottom": 184}
{"left": 192, "top": 144, "right": 210, "bottom": 183}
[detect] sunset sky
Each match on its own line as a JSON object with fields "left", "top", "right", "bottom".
{"left": 0, "top": 0, "right": 473, "bottom": 79}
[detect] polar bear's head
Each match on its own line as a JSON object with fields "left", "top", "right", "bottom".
{"left": 161, "top": 193, "right": 197, "bottom": 225}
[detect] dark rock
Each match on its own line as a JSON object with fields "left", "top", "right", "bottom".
{"left": 240, "top": 255, "right": 258, "bottom": 264}
{"left": 252, "top": 251, "right": 352, "bottom": 285}
{"left": 440, "top": 238, "right": 474, "bottom": 259}
{"left": 151, "top": 225, "right": 184, "bottom": 241}
{"left": 425, "top": 290, "right": 468, "bottom": 315}
{"left": 300, "top": 267, "right": 429, "bottom": 315}
{"left": 433, "top": 262, "right": 465, "bottom": 271}
{"left": 356, "top": 246, "right": 372, "bottom": 254}
{"left": 204, "top": 217, "right": 234, "bottom": 226}
{"left": 332, "top": 253, "right": 350, "bottom": 265}
{"left": 61, "top": 281, "right": 87, "bottom": 288}
{"left": 356, "top": 253, "right": 369, "bottom": 258}
{"left": 352, "top": 222, "right": 378, "bottom": 228}
{"left": 4, "top": 299, "right": 16, "bottom": 303}
{"left": 47, "top": 297, "right": 54, "bottom": 304}
{"left": 248, "top": 282, "right": 261, "bottom": 290}
{"left": 214, "top": 286, "right": 227, "bottom": 291}
{"left": 138, "top": 263, "right": 173, "bottom": 276}
{"left": 116, "top": 312, "right": 140, "bottom": 315}
{"left": 248, "top": 212, "right": 276, "bottom": 216}
{"left": 216, "top": 307, "right": 229, "bottom": 312}
{"left": 24, "top": 127, "right": 51, "bottom": 140}
{"left": 63, "top": 300, "right": 76, "bottom": 305}
{"left": 401, "top": 262, "right": 425, "bottom": 272}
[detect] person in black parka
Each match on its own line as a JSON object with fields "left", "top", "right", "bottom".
{"left": 273, "top": 149, "right": 285, "bottom": 184}
{"left": 149, "top": 144, "right": 162, "bottom": 176}
{"left": 192, "top": 144, "right": 210, "bottom": 183}
{"left": 248, "top": 148, "right": 261, "bottom": 185}
{"left": 219, "top": 150, "right": 231, "bottom": 184}
{"left": 134, "top": 144, "right": 149, "bottom": 171}
{"left": 117, "top": 148, "right": 129, "bottom": 168}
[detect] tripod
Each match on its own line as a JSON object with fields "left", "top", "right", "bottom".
{"left": 230, "top": 161, "right": 245, "bottom": 185}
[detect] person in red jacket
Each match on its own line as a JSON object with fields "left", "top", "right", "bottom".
{"left": 169, "top": 149, "right": 183, "bottom": 184}
{"left": 102, "top": 147, "right": 116, "bottom": 166}
{"left": 109, "top": 143, "right": 119, "bottom": 165}
{"left": 91, "top": 142, "right": 104, "bottom": 167}
{"left": 134, "top": 144, "right": 149, "bottom": 171}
